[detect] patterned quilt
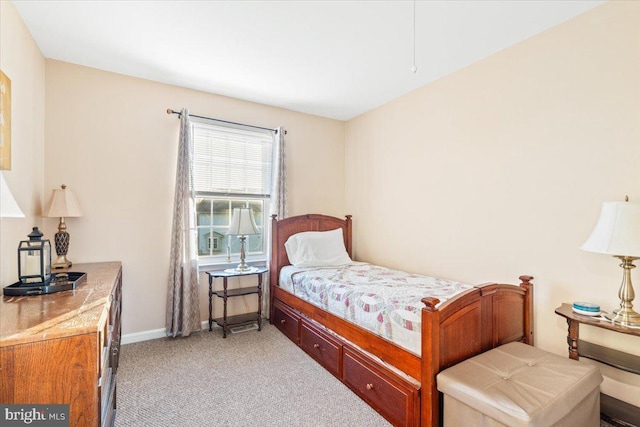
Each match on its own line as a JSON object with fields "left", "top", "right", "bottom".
{"left": 279, "top": 263, "right": 472, "bottom": 355}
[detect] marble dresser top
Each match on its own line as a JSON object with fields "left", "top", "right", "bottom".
{"left": 0, "top": 262, "right": 122, "bottom": 347}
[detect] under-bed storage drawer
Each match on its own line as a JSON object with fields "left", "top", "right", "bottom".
{"left": 342, "top": 346, "right": 419, "bottom": 427}
{"left": 273, "top": 301, "right": 300, "bottom": 344}
{"left": 300, "top": 320, "right": 342, "bottom": 378}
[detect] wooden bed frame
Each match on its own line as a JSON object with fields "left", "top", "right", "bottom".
{"left": 269, "top": 214, "right": 533, "bottom": 427}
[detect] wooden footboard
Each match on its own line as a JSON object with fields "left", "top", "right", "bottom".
{"left": 421, "top": 276, "right": 533, "bottom": 426}
{"left": 270, "top": 214, "right": 534, "bottom": 427}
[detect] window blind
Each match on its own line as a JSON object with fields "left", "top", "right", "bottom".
{"left": 192, "top": 120, "right": 274, "bottom": 197}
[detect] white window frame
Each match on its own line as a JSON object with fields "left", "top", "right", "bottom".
{"left": 195, "top": 196, "right": 268, "bottom": 266}
{"left": 191, "top": 119, "right": 273, "bottom": 268}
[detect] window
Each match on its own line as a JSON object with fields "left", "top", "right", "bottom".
{"left": 208, "top": 236, "right": 219, "bottom": 251}
{"left": 192, "top": 119, "right": 274, "bottom": 265}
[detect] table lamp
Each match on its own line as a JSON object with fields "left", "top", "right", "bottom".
{"left": 581, "top": 197, "right": 640, "bottom": 326}
{"left": 44, "top": 184, "right": 83, "bottom": 269}
{"left": 226, "top": 208, "right": 259, "bottom": 272}
{"left": 0, "top": 172, "right": 24, "bottom": 218}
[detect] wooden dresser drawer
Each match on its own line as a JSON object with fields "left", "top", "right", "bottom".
{"left": 0, "top": 262, "right": 122, "bottom": 427}
{"left": 273, "top": 302, "right": 300, "bottom": 344}
{"left": 300, "top": 320, "right": 341, "bottom": 378}
{"left": 342, "top": 346, "right": 419, "bottom": 427}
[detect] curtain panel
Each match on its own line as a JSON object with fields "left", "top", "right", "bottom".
{"left": 264, "top": 126, "right": 287, "bottom": 317}
{"left": 166, "top": 109, "right": 201, "bottom": 337}
{"left": 270, "top": 127, "right": 287, "bottom": 219}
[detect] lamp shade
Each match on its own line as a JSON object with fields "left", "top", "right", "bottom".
{"left": 44, "top": 185, "right": 82, "bottom": 218}
{"left": 0, "top": 171, "right": 24, "bottom": 218}
{"left": 581, "top": 201, "right": 640, "bottom": 257}
{"left": 227, "top": 208, "right": 258, "bottom": 236}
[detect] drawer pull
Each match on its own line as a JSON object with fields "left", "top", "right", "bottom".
{"left": 313, "top": 343, "right": 320, "bottom": 349}
{"left": 366, "top": 383, "right": 374, "bottom": 390}
{"left": 280, "top": 319, "right": 286, "bottom": 324}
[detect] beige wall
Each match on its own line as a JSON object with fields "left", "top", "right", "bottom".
{"left": 346, "top": 1, "right": 640, "bottom": 404}
{"left": 43, "top": 60, "right": 345, "bottom": 336}
{"left": 0, "top": 1, "right": 45, "bottom": 286}
{"left": 5, "top": 0, "right": 640, "bottom": 407}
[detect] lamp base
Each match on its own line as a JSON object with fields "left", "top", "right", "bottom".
{"left": 234, "top": 263, "right": 253, "bottom": 272}
{"left": 52, "top": 255, "right": 72, "bottom": 270}
{"left": 225, "top": 235, "right": 257, "bottom": 274}
{"left": 605, "top": 308, "right": 640, "bottom": 327}
{"left": 607, "top": 256, "right": 640, "bottom": 327}
{"left": 53, "top": 222, "right": 72, "bottom": 269}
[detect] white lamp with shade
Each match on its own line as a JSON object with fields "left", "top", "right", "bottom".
{"left": 0, "top": 171, "right": 24, "bottom": 218}
{"left": 44, "top": 184, "right": 83, "bottom": 269}
{"left": 226, "top": 208, "right": 259, "bottom": 272}
{"left": 581, "top": 197, "right": 640, "bottom": 326}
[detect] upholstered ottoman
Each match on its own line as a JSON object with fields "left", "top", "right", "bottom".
{"left": 437, "top": 342, "right": 602, "bottom": 427}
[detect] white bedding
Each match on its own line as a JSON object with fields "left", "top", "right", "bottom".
{"left": 279, "top": 263, "right": 472, "bottom": 355}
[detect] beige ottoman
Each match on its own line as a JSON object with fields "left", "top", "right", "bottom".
{"left": 437, "top": 342, "right": 602, "bottom": 427}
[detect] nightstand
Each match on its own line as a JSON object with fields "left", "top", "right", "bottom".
{"left": 555, "top": 303, "right": 640, "bottom": 425}
{"left": 206, "top": 267, "right": 267, "bottom": 338}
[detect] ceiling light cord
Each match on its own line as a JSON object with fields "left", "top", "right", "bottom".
{"left": 411, "top": 0, "right": 417, "bottom": 74}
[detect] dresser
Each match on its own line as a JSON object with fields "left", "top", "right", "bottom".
{"left": 0, "top": 262, "right": 122, "bottom": 427}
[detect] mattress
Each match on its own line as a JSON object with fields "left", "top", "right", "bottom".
{"left": 279, "top": 263, "right": 472, "bottom": 355}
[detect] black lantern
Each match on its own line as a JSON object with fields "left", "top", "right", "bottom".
{"left": 18, "top": 227, "right": 52, "bottom": 285}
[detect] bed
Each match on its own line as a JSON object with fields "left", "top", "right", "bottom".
{"left": 269, "top": 214, "right": 533, "bottom": 427}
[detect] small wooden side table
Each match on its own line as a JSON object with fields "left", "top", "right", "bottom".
{"left": 555, "top": 303, "right": 640, "bottom": 424}
{"left": 206, "top": 267, "right": 267, "bottom": 338}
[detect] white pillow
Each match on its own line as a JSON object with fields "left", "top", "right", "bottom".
{"left": 284, "top": 228, "right": 352, "bottom": 268}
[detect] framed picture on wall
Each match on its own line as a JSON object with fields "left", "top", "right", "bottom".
{"left": 0, "top": 70, "right": 11, "bottom": 170}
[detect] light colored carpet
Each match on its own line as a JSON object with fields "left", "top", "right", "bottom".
{"left": 115, "top": 323, "right": 391, "bottom": 426}
{"left": 115, "top": 323, "right": 622, "bottom": 427}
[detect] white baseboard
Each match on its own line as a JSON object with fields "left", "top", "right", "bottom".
{"left": 121, "top": 320, "right": 211, "bottom": 345}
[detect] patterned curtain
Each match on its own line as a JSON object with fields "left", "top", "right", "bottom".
{"left": 166, "top": 108, "right": 201, "bottom": 337}
{"left": 270, "top": 127, "right": 287, "bottom": 219}
{"left": 264, "top": 127, "right": 287, "bottom": 317}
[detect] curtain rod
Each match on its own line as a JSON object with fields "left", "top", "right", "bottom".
{"left": 166, "top": 108, "right": 286, "bottom": 134}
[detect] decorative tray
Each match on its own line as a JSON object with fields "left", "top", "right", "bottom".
{"left": 3, "top": 272, "right": 87, "bottom": 296}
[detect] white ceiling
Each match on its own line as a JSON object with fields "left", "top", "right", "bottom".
{"left": 13, "top": 0, "right": 605, "bottom": 121}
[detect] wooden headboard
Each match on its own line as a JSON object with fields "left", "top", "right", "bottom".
{"left": 269, "top": 214, "right": 352, "bottom": 307}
